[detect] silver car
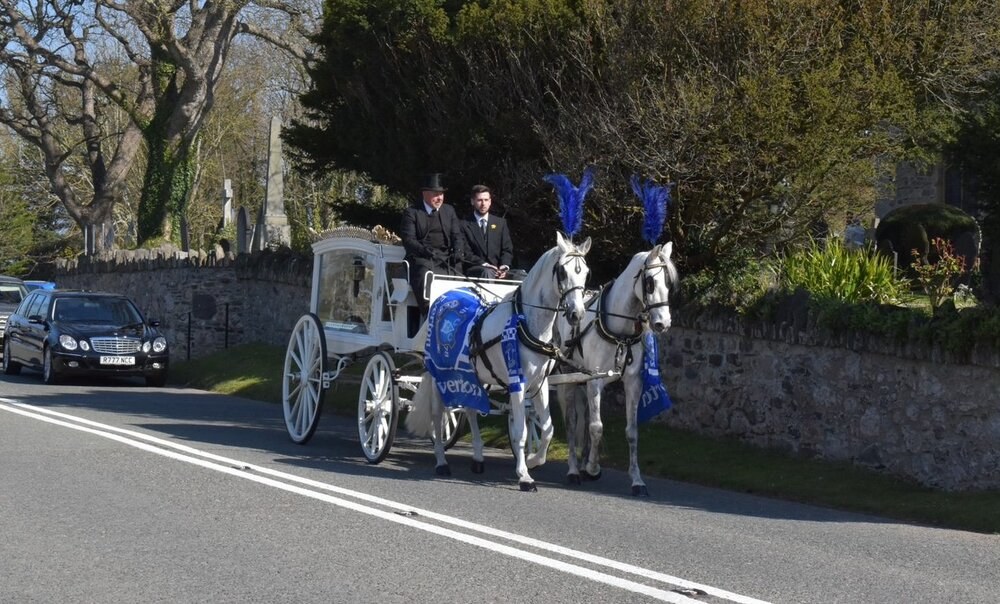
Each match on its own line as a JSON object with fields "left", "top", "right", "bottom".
{"left": 0, "top": 275, "right": 28, "bottom": 350}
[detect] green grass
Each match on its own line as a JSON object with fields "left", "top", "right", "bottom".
{"left": 171, "top": 344, "right": 1000, "bottom": 534}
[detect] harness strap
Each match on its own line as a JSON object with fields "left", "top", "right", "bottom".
{"left": 468, "top": 302, "right": 510, "bottom": 392}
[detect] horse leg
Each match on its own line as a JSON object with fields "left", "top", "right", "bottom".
{"left": 583, "top": 378, "right": 604, "bottom": 480}
{"left": 526, "top": 386, "right": 553, "bottom": 469}
{"left": 508, "top": 391, "right": 536, "bottom": 491}
{"left": 429, "top": 389, "right": 450, "bottom": 476}
{"left": 623, "top": 375, "right": 647, "bottom": 496}
{"left": 558, "top": 383, "right": 582, "bottom": 485}
{"left": 467, "top": 410, "right": 486, "bottom": 474}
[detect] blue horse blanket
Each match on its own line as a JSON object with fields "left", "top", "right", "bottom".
{"left": 425, "top": 289, "right": 491, "bottom": 413}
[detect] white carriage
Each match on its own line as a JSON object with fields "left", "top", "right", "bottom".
{"left": 281, "top": 226, "right": 554, "bottom": 463}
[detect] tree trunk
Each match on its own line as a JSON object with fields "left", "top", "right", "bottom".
{"left": 136, "top": 132, "right": 195, "bottom": 246}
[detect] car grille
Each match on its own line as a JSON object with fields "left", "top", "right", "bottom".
{"left": 0, "top": 317, "right": 6, "bottom": 331}
{"left": 90, "top": 337, "right": 141, "bottom": 355}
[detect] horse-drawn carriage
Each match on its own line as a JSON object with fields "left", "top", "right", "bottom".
{"left": 281, "top": 172, "right": 676, "bottom": 494}
{"left": 280, "top": 226, "right": 591, "bottom": 473}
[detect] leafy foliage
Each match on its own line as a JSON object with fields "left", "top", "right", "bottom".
{"left": 910, "top": 238, "right": 967, "bottom": 312}
{"left": 292, "top": 0, "right": 1000, "bottom": 281}
{"left": 776, "top": 237, "right": 908, "bottom": 305}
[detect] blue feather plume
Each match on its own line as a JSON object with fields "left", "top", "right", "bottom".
{"left": 630, "top": 175, "right": 671, "bottom": 245}
{"left": 544, "top": 166, "right": 595, "bottom": 239}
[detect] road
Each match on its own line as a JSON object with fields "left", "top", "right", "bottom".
{"left": 1, "top": 375, "right": 997, "bottom": 603}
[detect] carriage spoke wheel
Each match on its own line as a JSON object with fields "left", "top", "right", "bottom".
{"left": 358, "top": 351, "right": 400, "bottom": 464}
{"left": 441, "top": 409, "right": 466, "bottom": 451}
{"left": 282, "top": 314, "right": 327, "bottom": 444}
{"left": 507, "top": 402, "right": 544, "bottom": 460}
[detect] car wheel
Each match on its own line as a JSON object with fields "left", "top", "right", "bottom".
{"left": 42, "top": 347, "right": 59, "bottom": 385}
{"left": 145, "top": 372, "right": 167, "bottom": 387}
{"left": 3, "top": 340, "right": 21, "bottom": 375}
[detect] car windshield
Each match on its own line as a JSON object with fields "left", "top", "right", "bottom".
{"left": 0, "top": 284, "right": 24, "bottom": 305}
{"left": 52, "top": 297, "right": 143, "bottom": 325}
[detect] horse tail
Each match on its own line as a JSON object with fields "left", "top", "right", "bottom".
{"left": 405, "top": 372, "right": 435, "bottom": 437}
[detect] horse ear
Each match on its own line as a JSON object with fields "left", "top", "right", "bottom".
{"left": 556, "top": 230, "right": 569, "bottom": 251}
{"left": 662, "top": 241, "right": 673, "bottom": 259}
{"left": 577, "top": 236, "right": 592, "bottom": 255}
{"left": 650, "top": 243, "right": 662, "bottom": 258}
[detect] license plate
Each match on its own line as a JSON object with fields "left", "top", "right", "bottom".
{"left": 100, "top": 355, "right": 136, "bottom": 366}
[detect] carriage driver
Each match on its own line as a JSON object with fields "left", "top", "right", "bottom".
{"left": 400, "top": 173, "right": 466, "bottom": 313}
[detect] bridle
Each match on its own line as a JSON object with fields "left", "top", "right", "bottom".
{"left": 632, "top": 252, "right": 673, "bottom": 324}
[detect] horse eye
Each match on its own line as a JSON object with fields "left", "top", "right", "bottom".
{"left": 644, "top": 276, "right": 655, "bottom": 293}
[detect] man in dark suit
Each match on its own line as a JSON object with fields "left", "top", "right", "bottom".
{"left": 461, "top": 184, "right": 521, "bottom": 280}
{"left": 400, "top": 173, "right": 465, "bottom": 311}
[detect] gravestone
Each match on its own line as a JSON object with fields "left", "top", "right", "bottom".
{"left": 236, "top": 207, "right": 250, "bottom": 254}
{"left": 222, "top": 179, "right": 234, "bottom": 227}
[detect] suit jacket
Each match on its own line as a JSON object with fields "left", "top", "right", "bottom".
{"left": 400, "top": 202, "right": 465, "bottom": 265}
{"left": 462, "top": 213, "right": 513, "bottom": 269}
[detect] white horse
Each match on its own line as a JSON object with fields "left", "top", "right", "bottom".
{"left": 555, "top": 242, "right": 677, "bottom": 496}
{"left": 406, "top": 232, "right": 591, "bottom": 491}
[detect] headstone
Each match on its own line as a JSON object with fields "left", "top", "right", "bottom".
{"left": 236, "top": 207, "right": 250, "bottom": 254}
{"left": 222, "top": 178, "right": 233, "bottom": 227}
{"left": 180, "top": 216, "right": 190, "bottom": 252}
{"left": 261, "top": 115, "right": 291, "bottom": 248}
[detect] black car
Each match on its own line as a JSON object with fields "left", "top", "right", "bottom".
{"left": 0, "top": 275, "right": 28, "bottom": 350}
{"left": 2, "top": 290, "right": 169, "bottom": 386}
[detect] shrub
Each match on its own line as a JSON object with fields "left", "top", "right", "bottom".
{"left": 910, "top": 237, "right": 966, "bottom": 312}
{"left": 773, "top": 237, "right": 907, "bottom": 305}
{"left": 874, "top": 203, "right": 980, "bottom": 274}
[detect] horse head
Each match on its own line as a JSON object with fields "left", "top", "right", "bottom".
{"left": 552, "top": 231, "right": 591, "bottom": 325}
{"left": 634, "top": 241, "right": 677, "bottom": 334}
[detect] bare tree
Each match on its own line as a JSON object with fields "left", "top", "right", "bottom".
{"left": 0, "top": 0, "right": 317, "bottom": 252}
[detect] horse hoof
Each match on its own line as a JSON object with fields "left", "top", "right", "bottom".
{"left": 583, "top": 469, "right": 602, "bottom": 481}
{"left": 631, "top": 485, "right": 649, "bottom": 497}
{"left": 435, "top": 465, "right": 451, "bottom": 476}
{"left": 519, "top": 482, "right": 538, "bottom": 492}
{"left": 471, "top": 460, "right": 485, "bottom": 474}
{"left": 567, "top": 474, "right": 582, "bottom": 486}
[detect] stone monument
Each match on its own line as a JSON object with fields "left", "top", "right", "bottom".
{"left": 259, "top": 115, "right": 291, "bottom": 249}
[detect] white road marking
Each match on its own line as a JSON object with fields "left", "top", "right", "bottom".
{"left": 1, "top": 399, "right": 771, "bottom": 604}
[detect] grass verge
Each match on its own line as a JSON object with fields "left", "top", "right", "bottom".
{"left": 171, "top": 344, "right": 1000, "bottom": 534}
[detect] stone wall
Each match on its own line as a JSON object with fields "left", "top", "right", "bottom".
{"left": 659, "top": 313, "right": 1000, "bottom": 491}
{"left": 55, "top": 246, "right": 311, "bottom": 361}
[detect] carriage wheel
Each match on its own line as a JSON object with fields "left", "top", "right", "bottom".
{"left": 282, "top": 313, "right": 327, "bottom": 444}
{"left": 358, "top": 351, "right": 399, "bottom": 464}
{"left": 441, "top": 409, "right": 466, "bottom": 451}
{"left": 507, "top": 402, "right": 544, "bottom": 459}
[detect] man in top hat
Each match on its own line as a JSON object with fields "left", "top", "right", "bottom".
{"left": 461, "top": 184, "right": 518, "bottom": 280}
{"left": 400, "top": 173, "right": 465, "bottom": 312}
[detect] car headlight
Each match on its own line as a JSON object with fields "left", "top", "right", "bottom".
{"left": 152, "top": 337, "right": 167, "bottom": 353}
{"left": 80, "top": 340, "right": 90, "bottom": 351}
{"left": 142, "top": 341, "right": 151, "bottom": 353}
{"left": 58, "top": 334, "right": 78, "bottom": 350}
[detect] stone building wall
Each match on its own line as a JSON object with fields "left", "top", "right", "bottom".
{"left": 659, "top": 313, "right": 1000, "bottom": 491}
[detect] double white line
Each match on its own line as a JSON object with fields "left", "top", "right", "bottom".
{"left": 0, "top": 399, "right": 770, "bottom": 604}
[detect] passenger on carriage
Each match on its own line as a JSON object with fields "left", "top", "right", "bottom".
{"left": 460, "top": 184, "right": 525, "bottom": 280}
{"left": 399, "top": 173, "right": 466, "bottom": 313}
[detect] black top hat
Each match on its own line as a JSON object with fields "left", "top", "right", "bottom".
{"left": 419, "top": 173, "right": 447, "bottom": 192}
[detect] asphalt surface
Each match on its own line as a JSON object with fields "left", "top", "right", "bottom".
{"left": 1, "top": 373, "right": 998, "bottom": 603}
